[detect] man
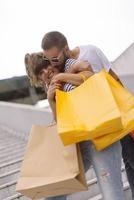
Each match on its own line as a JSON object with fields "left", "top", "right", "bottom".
{"left": 121, "top": 134, "right": 134, "bottom": 200}
{"left": 41, "top": 31, "right": 126, "bottom": 200}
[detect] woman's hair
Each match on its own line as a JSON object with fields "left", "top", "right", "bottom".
{"left": 41, "top": 31, "right": 68, "bottom": 50}
{"left": 24, "top": 52, "right": 50, "bottom": 88}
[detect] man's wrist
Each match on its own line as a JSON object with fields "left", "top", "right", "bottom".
{"left": 57, "top": 73, "right": 67, "bottom": 82}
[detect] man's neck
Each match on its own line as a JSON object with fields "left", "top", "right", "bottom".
{"left": 69, "top": 47, "right": 80, "bottom": 59}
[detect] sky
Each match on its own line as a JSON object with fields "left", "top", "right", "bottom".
{"left": 0, "top": 0, "right": 134, "bottom": 79}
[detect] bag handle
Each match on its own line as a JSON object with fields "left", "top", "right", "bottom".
{"left": 79, "top": 72, "right": 87, "bottom": 82}
{"left": 48, "top": 121, "right": 56, "bottom": 127}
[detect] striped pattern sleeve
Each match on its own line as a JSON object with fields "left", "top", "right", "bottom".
{"left": 63, "top": 83, "right": 76, "bottom": 92}
{"left": 63, "top": 59, "right": 77, "bottom": 92}
{"left": 64, "top": 59, "right": 77, "bottom": 72}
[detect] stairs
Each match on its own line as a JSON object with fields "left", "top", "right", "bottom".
{"left": 0, "top": 125, "right": 132, "bottom": 200}
{"left": 0, "top": 125, "right": 30, "bottom": 200}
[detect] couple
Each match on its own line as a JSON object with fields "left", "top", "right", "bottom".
{"left": 25, "top": 31, "right": 133, "bottom": 200}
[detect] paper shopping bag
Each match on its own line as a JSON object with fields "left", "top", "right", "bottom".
{"left": 16, "top": 125, "right": 88, "bottom": 199}
{"left": 92, "top": 70, "right": 134, "bottom": 150}
{"left": 56, "top": 70, "right": 123, "bottom": 146}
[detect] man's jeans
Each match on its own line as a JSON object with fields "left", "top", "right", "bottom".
{"left": 47, "top": 141, "right": 125, "bottom": 200}
{"left": 121, "top": 135, "right": 134, "bottom": 200}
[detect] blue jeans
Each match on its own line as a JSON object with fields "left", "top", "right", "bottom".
{"left": 47, "top": 141, "right": 125, "bottom": 200}
{"left": 121, "top": 135, "right": 134, "bottom": 200}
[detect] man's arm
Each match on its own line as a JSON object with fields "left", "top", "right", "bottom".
{"left": 51, "top": 60, "right": 94, "bottom": 86}
{"left": 67, "top": 60, "right": 93, "bottom": 73}
{"left": 51, "top": 71, "right": 94, "bottom": 86}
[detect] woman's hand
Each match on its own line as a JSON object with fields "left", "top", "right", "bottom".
{"left": 50, "top": 73, "right": 65, "bottom": 85}
{"left": 47, "top": 80, "right": 62, "bottom": 122}
{"left": 47, "top": 81, "right": 62, "bottom": 101}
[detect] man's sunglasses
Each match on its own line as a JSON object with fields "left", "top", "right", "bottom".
{"left": 43, "top": 50, "right": 63, "bottom": 63}
{"left": 43, "top": 57, "right": 60, "bottom": 63}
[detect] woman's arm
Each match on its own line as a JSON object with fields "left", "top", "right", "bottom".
{"left": 47, "top": 60, "right": 94, "bottom": 119}
{"left": 48, "top": 99, "right": 57, "bottom": 122}
{"left": 47, "top": 82, "right": 62, "bottom": 122}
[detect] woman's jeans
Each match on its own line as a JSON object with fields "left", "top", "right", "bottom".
{"left": 47, "top": 141, "right": 125, "bottom": 200}
{"left": 121, "top": 135, "right": 134, "bottom": 200}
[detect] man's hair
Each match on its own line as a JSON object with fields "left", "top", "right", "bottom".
{"left": 41, "top": 31, "right": 68, "bottom": 50}
{"left": 24, "top": 52, "right": 50, "bottom": 88}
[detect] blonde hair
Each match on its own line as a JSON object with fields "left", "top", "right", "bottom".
{"left": 24, "top": 52, "right": 50, "bottom": 88}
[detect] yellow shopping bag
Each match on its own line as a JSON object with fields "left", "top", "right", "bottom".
{"left": 56, "top": 70, "right": 123, "bottom": 146}
{"left": 92, "top": 71, "right": 134, "bottom": 150}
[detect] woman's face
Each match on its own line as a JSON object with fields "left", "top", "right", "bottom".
{"left": 37, "top": 64, "right": 60, "bottom": 88}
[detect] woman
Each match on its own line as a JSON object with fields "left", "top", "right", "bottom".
{"left": 25, "top": 53, "right": 93, "bottom": 120}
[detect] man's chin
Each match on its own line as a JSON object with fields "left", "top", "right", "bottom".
{"left": 57, "top": 57, "right": 70, "bottom": 72}
{"left": 54, "top": 62, "right": 66, "bottom": 72}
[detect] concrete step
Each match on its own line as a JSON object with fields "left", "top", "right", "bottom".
{"left": 3, "top": 194, "right": 30, "bottom": 200}
{"left": 3, "top": 194, "right": 23, "bottom": 200}
{"left": 0, "top": 141, "right": 21, "bottom": 148}
{"left": 0, "top": 149, "right": 25, "bottom": 161}
{"left": 0, "top": 158, "right": 23, "bottom": 174}
{"left": 0, "top": 168, "right": 130, "bottom": 200}
{"left": 0, "top": 154, "right": 24, "bottom": 165}
{"left": 67, "top": 168, "right": 130, "bottom": 200}
{"left": 0, "top": 142, "right": 26, "bottom": 153}
{"left": 0, "top": 179, "right": 130, "bottom": 200}
{"left": 0, "top": 126, "right": 132, "bottom": 200}
{"left": 0, "top": 169, "right": 20, "bottom": 185}
{"left": 0, "top": 181, "right": 17, "bottom": 199}
{"left": 87, "top": 181, "right": 131, "bottom": 200}
{"left": 0, "top": 146, "right": 25, "bottom": 156}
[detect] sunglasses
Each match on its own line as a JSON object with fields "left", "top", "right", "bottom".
{"left": 43, "top": 50, "right": 63, "bottom": 63}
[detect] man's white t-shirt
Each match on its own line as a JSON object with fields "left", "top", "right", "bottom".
{"left": 77, "top": 45, "right": 111, "bottom": 73}
{"left": 63, "top": 45, "right": 111, "bottom": 91}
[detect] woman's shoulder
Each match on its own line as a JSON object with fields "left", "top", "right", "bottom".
{"left": 64, "top": 58, "right": 77, "bottom": 71}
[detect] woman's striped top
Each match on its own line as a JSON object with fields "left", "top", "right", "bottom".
{"left": 62, "top": 58, "right": 77, "bottom": 92}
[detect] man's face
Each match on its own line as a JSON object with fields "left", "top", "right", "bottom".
{"left": 43, "top": 46, "right": 69, "bottom": 72}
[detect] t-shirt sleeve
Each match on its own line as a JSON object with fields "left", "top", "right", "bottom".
{"left": 64, "top": 59, "right": 77, "bottom": 71}
{"left": 95, "top": 47, "right": 111, "bottom": 72}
